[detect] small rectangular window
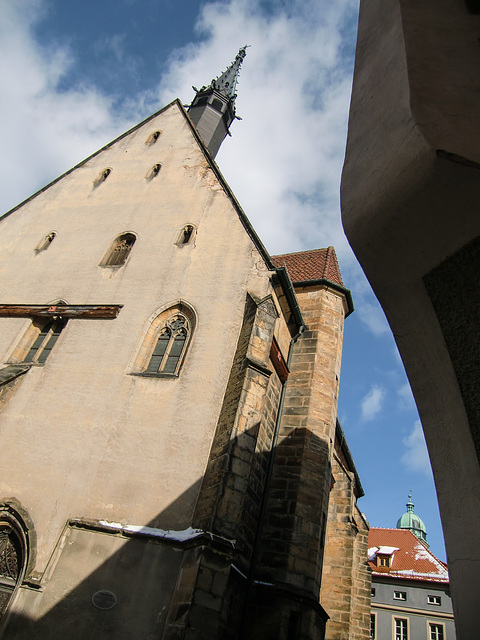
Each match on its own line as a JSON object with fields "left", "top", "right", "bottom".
{"left": 370, "top": 613, "right": 376, "bottom": 639}
{"left": 428, "top": 595, "right": 441, "bottom": 605}
{"left": 394, "top": 591, "right": 407, "bottom": 601}
{"left": 371, "top": 588, "right": 376, "bottom": 597}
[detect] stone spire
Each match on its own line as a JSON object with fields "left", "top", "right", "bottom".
{"left": 187, "top": 47, "right": 248, "bottom": 158}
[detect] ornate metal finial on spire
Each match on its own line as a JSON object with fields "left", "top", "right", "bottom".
{"left": 407, "top": 491, "right": 414, "bottom": 512}
{"left": 211, "top": 46, "right": 249, "bottom": 99}
{"left": 187, "top": 46, "right": 250, "bottom": 158}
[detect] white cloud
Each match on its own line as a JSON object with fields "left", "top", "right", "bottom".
{"left": 360, "top": 385, "right": 385, "bottom": 422}
{"left": 0, "top": 0, "right": 360, "bottom": 267}
{"left": 153, "top": 0, "right": 358, "bottom": 257}
{"left": 401, "top": 420, "right": 432, "bottom": 476}
{"left": 0, "top": 0, "right": 136, "bottom": 215}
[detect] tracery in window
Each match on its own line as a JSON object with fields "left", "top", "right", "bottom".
{"left": 100, "top": 232, "right": 136, "bottom": 268}
{"left": 35, "top": 232, "right": 56, "bottom": 254}
{"left": 176, "top": 224, "right": 196, "bottom": 246}
{"left": 132, "top": 302, "right": 196, "bottom": 378}
{"left": 0, "top": 506, "right": 29, "bottom": 622}
{"left": 146, "top": 314, "right": 189, "bottom": 375}
{"left": 145, "top": 131, "right": 162, "bottom": 145}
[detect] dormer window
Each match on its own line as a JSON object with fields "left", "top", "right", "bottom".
{"left": 377, "top": 555, "right": 390, "bottom": 567}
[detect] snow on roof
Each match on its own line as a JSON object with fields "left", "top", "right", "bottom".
{"left": 368, "top": 528, "right": 449, "bottom": 584}
{"left": 377, "top": 546, "right": 400, "bottom": 555}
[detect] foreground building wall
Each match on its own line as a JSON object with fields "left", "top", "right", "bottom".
{"left": 341, "top": 1, "right": 480, "bottom": 637}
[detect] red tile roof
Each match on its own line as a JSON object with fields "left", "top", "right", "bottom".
{"left": 368, "top": 528, "right": 449, "bottom": 584}
{"left": 271, "top": 247, "right": 345, "bottom": 287}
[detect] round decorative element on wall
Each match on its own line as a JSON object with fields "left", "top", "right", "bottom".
{"left": 91, "top": 590, "right": 117, "bottom": 610}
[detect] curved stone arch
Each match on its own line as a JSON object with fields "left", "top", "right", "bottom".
{"left": 129, "top": 300, "right": 197, "bottom": 376}
{"left": 0, "top": 500, "right": 36, "bottom": 620}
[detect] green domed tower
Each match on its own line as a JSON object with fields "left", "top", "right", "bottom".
{"left": 397, "top": 492, "right": 428, "bottom": 545}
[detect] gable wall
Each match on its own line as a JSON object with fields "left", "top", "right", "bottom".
{"left": 0, "top": 102, "right": 276, "bottom": 573}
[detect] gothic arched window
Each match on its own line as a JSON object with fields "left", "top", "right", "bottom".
{"left": 146, "top": 314, "right": 189, "bottom": 375}
{"left": 0, "top": 507, "right": 29, "bottom": 622}
{"left": 131, "top": 303, "right": 196, "bottom": 378}
{"left": 100, "top": 232, "right": 136, "bottom": 268}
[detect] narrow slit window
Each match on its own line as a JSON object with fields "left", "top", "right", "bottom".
{"left": 145, "top": 131, "right": 162, "bottom": 145}
{"left": 100, "top": 233, "right": 136, "bottom": 268}
{"left": 94, "top": 167, "right": 112, "bottom": 187}
{"left": 146, "top": 163, "right": 162, "bottom": 180}
{"left": 35, "top": 232, "right": 56, "bottom": 254}
{"left": 176, "top": 225, "right": 195, "bottom": 246}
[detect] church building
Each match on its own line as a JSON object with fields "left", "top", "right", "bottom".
{"left": 0, "top": 49, "right": 370, "bottom": 639}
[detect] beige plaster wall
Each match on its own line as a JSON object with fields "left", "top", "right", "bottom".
{"left": 0, "top": 103, "right": 276, "bottom": 578}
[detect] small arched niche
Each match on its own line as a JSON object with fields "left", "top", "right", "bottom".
{"left": 175, "top": 224, "right": 196, "bottom": 246}
{"left": 99, "top": 232, "right": 137, "bottom": 268}
{"left": 34, "top": 231, "right": 56, "bottom": 254}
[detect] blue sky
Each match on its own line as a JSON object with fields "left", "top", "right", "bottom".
{"left": 0, "top": 0, "right": 446, "bottom": 560}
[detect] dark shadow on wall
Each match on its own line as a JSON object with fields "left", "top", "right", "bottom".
{"left": 0, "top": 426, "right": 331, "bottom": 640}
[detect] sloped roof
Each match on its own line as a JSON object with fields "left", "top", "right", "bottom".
{"left": 368, "top": 528, "right": 449, "bottom": 584}
{"left": 271, "top": 247, "right": 345, "bottom": 287}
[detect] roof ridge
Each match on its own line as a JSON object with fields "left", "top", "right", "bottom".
{"left": 272, "top": 247, "right": 329, "bottom": 258}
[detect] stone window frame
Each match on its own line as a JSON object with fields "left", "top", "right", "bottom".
{"left": 6, "top": 300, "right": 68, "bottom": 366}
{"left": 99, "top": 232, "right": 137, "bottom": 269}
{"left": 129, "top": 301, "right": 196, "bottom": 379}
{"left": 175, "top": 224, "right": 196, "bottom": 246}
{"left": 34, "top": 231, "right": 56, "bottom": 254}
{"left": 393, "top": 590, "right": 407, "bottom": 601}
{"left": 427, "top": 595, "right": 441, "bottom": 606}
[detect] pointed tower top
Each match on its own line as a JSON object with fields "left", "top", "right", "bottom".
{"left": 187, "top": 47, "right": 249, "bottom": 158}
{"left": 211, "top": 46, "right": 248, "bottom": 99}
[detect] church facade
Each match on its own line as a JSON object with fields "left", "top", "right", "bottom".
{"left": 0, "top": 51, "right": 370, "bottom": 639}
